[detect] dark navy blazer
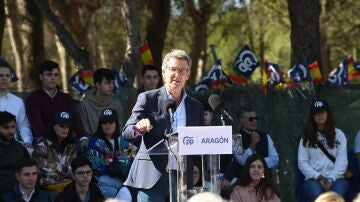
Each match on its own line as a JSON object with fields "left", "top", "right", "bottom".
{"left": 123, "top": 86, "right": 204, "bottom": 189}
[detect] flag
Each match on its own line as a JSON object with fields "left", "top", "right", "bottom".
{"left": 263, "top": 60, "right": 285, "bottom": 88}
{"left": 287, "top": 58, "right": 309, "bottom": 83}
{"left": 326, "top": 59, "right": 349, "bottom": 87}
{"left": 139, "top": 42, "right": 155, "bottom": 65}
{"left": 353, "top": 61, "right": 360, "bottom": 72}
{"left": 112, "top": 68, "right": 129, "bottom": 88}
{"left": 233, "top": 45, "right": 259, "bottom": 78}
{"left": 193, "top": 60, "right": 232, "bottom": 92}
{"left": 193, "top": 83, "right": 210, "bottom": 92}
{"left": 69, "top": 70, "right": 92, "bottom": 93}
{"left": 308, "top": 61, "right": 323, "bottom": 85}
{"left": 227, "top": 75, "right": 248, "bottom": 84}
{"left": 11, "top": 72, "right": 19, "bottom": 82}
{"left": 347, "top": 57, "right": 360, "bottom": 80}
{"left": 77, "top": 70, "right": 95, "bottom": 86}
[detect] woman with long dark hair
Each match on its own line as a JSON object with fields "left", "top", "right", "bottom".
{"left": 230, "top": 153, "right": 280, "bottom": 202}
{"left": 87, "top": 108, "right": 135, "bottom": 200}
{"left": 298, "top": 99, "right": 348, "bottom": 201}
{"left": 32, "top": 111, "right": 77, "bottom": 196}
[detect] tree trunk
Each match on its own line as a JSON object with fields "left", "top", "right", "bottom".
{"left": 0, "top": 0, "right": 5, "bottom": 54}
{"left": 50, "top": 0, "right": 101, "bottom": 69}
{"left": 319, "top": 0, "right": 331, "bottom": 76}
{"left": 55, "top": 35, "right": 69, "bottom": 92}
{"left": 24, "top": 0, "right": 44, "bottom": 89}
{"left": 186, "top": 0, "right": 215, "bottom": 86}
{"left": 145, "top": 0, "right": 170, "bottom": 70}
{"left": 121, "top": 0, "right": 142, "bottom": 87}
{"left": 33, "top": 0, "right": 91, "bottom": 70}
{"left": 5, "top": 0, "right": 23, "bottom": 90}
{"left": 288, "top": 0, "right": 322, "bottom": 73}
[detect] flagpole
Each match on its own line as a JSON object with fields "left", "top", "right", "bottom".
{"left": 209, "top": 44, "right": 219, "bottom": 64}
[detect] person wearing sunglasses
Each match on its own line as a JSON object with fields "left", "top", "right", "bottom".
{"left": 224, "top": 106, "right": 279, "bottom": 184}
{"left": 32, "top": 111, "right": 77, "bottom": 199}
{"left": 55, "top": 156, "right": 104, "bottom": 202}
{"left": 87, "top": 108, "right": 134, "bottom": 201}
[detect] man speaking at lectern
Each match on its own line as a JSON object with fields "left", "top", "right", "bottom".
{"left": 122, "top": 49, "right": 204, "bottom": 202}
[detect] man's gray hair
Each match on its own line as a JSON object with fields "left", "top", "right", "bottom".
{"left": 161, "top": 49, "right": 192, "bottom": 70}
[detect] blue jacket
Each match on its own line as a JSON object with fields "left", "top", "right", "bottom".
{"left": 123, "top": 86, "right": 204, "bottom": 189}
{"left": 1, "top": 184, "right": 51, "bottom": 202}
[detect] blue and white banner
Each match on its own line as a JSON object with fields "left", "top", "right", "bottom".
{"left": 178, "top": 126, "right": 232, "bottom": 155}
{"left": 233, "top": 45, "right": 259, "bottom": 78}
{"left": 287, "top": 58, "right": 309, "bottom": 82}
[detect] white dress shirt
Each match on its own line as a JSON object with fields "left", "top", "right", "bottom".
{"left": 0, "top": 92, "right": 33, "bottom": 143}
{"left": 234, "top": 133, "right": 279, "bottom": 169}
{"left": 166, "top": 90, "right": 187, "bottom": 170}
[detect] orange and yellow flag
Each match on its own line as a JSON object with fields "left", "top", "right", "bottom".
{"left": 308, "top": 61, "right": 323, "bottom": 85}
{"left": 139, "top": 42, "right": 155, "bottom": 65}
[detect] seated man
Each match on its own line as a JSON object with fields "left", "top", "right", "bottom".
{"left": 0, "top": 111, "right": 31, "bottom": 196}
{"left": 0, "top": 57, "right": 33, "bottom": 147}
{"left": 55, "top": 157, "right": 104, "bottom": 202}
{"left": 25, "top": 60, "right": 88, "bottom": 150}
{"left": 2, "top": 158, "right": 50, "bottom": 201}
{"left": 78, "top": 68, "right": 123, "bottom": 137}
{"left": 224, "top": 106, "right": 279, "bottom": 182}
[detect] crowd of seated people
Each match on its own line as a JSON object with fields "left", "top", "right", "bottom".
{"left": 1, "top": 56, "right": 360, "bottom": 202}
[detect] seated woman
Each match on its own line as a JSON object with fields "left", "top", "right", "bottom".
{"left": 230, "top": 154, "right": 280, "bottom": 202}
{"left": 298, "top": 99, "right": 348, "bottom": 201}
{"left": 32, "top": 111, "right": 77, "bottom": 196}
{"left": 87, "top": 108, "right": 135, "bottom": 199}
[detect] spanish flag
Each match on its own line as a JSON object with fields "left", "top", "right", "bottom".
{"left": 308, "top": 61, "right": 323, "bottom": 85}
{"left": 139, "top": 42, "right": 155, "bottom": 65}
{"left": 78, "top": 70, "right": 95, "bottom": 87}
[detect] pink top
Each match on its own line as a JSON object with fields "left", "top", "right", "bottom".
{"left": 230, "top": 185, "right": 281, "bottom": 202}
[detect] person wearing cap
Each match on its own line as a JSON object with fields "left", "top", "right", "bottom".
{"left": 78, "top": 68, "right": 123, "bottom": 137}
{"left": 87, "top": 108, "right": 134, "bottom": 200}
{"left": 298, "top": 99, "right": 348, "bottom": 201}
{"left": 32, "top": 111, "right": 77, "bottom": 198}
{"left": 0, "top": 57, "right": 33, "bottom": 148}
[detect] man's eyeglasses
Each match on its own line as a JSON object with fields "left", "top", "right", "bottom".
{"left": 167, "top": 67, "right": 189, "bottom": 75}
{"left": 75, "top": 170, "right": 92, "bottom": 176}
{"left": 248, "top": 117, "right": 258, "bottom": 122}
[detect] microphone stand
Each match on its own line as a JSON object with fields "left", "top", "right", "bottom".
{"left": 208, "top": 115, "right": 223, "bottom": 195}
{"left": 146, "top": 110, "right": 182, "bottom": 202}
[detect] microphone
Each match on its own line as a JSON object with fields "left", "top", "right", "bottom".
{"left": 163, "top": 99, "right": 177, "bottom": 123}
{"left": 208, "top": 94, "right": 234, "bottom": 122}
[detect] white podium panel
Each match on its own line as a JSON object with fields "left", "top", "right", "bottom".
{"left": 178, "top": 126, "right": 232, "bottom": 155}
